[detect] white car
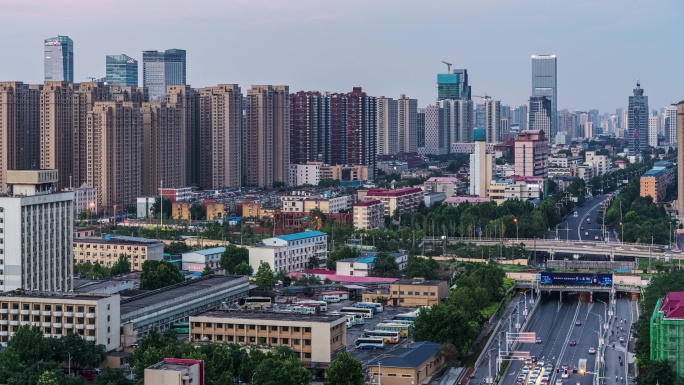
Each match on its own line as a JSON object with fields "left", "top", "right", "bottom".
{"left": 588, "top": 347, "right": 596, "bottom": 354}
{"left": 619, "top": 336, "right": 625, "bottom": 342}
{"left": 555, "top": 379, "right": 563, "bottom": 385}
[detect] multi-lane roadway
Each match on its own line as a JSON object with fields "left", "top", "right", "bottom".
{"left": 546, "top": 195, "right": 612, "bottom": 242}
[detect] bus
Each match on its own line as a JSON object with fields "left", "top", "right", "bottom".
{"left": 355, "top": 302, "right": 384, "bottom": 313}
{"left": 346, "top": 315, "right": 356, "bottom": 328}
{"left": 393, "top": 311, "right": 419, "bottom": 322}
{"left": 340, "top": 307, "right": 374, "bottom": 319}
{"left": 297, "top": 300, "right": 328, "bottom": 312}
{"left": 375, "top": 323, "right": 410, "bottom": 337}
{"left": 363, "top": 330, "right": 400, "bottom": 343}
{"left": 241, "top": 297, "right": 272, "bottom": 309}
{"left": 386, "top": 320, "right": 413, "bottom": 327}
{"left": 289, "top": 305, "right": 319, "bottom": 315}
{"left": 355, "top": 337, "right": 385, "bottom": 350}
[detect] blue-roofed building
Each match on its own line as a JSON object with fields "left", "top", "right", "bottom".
{"left": 335, "top": 251, "right": 408, "bottom": 277}
{"left": 640, "top": 163, "right": 674, "bottom": 203}
{"left": 249, "top": 231, "right": 328, "bottom": 273}
{"left": 181, "top": 247, "right": 226, "bottom": 273}
{"left": 368, "top": 341, "right": 445, "bottom": 385}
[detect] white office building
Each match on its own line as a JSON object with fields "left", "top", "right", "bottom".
{"left": 0, "top": 170, "right": 74, "bottom": 292}
{"left": 249, "top": 231, "right": 327, "bottom": 273}
{"left": 649, "top": 115, "right": 660, "bottom": 148}
{"left": 288, "top": 163, "right": 321, "bottom": 187}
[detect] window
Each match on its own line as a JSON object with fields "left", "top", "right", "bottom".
{"left": 249, "top": 337, "right": 256, "bottom": 343}
{"left": 294, "top": 327, "right": 300, "bottom": 332}
{"left": 271, "top": 326, "right": 278, "bottom": 331}
{"left": 238, "top": 324, "right": 245, "bottom": 329}
{"left": 305, "top": 339, "right": 311, "bottom": 345}
{"left": 282, "top": 338, "right": 289, "bottom": 344}
{"left": 304, "top": 353, "right": 311, "bottom": 359}
{"left": 194, "top": 322, "right": 201, "bottom": 327}
{"left": 205, "top": 323, "right": 213, "bottom": 328}
{"left": 402, "top": 374, "right": 412, "bottom": 378}
{"left": 294, "top": 339, "right": 300, "bottom": 345}
{"left": 88, "top": 306, "right": 95, "bottom": 313}
{"left": 271, "top": 338, "right": 278, "bottom": 344}
{"left": 282, "top": 326, "right": 289, "bottom": 331}
{"left": 423, "top": 292, "right": 428, "bottom": 295}
{"left": 260, "top": 325, "right": 266, "bottom": 330}
{"left": 304, "top": 327, "right": 311, "bottom": 333}
{"left": 195, "top": 334, "right": 201, "bottom": 340}
{"left": 238, "top": 336, "right": 245, "bottom": 342}
{"left": 392, "top": 291, "right": 397, "bottom": 295}
{"left": 399, "top": 291, "right": 404, "bottom": 295}
{"left": 249, "top": 325, "right": 255, "bottom": 330}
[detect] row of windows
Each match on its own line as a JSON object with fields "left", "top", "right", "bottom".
{"left": 196, "top": 334, "right": 312, "bottom": 348}
{"left": 392, "top": 291, "right": 436, "bottom": 296}
{"left": 0, "top": 303, "right": 95, "bottom": 312}
{"left": 194, "top": 322, "right": 312, "bottom": 333}
{"left": 1, "top": 314, "right": 96, "bottom": 324}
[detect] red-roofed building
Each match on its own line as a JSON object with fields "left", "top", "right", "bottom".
{"left": 361, "top": 187, "right": 422, "bottom": 217}
{"left": 353, "top": 199, "right": 385, "bottom": 230}
{"left": 651, "top": 292, "right": 684, "bottom": 377}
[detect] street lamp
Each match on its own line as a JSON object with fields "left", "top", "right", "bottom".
{"left": 67, "top": 351, "right": 72, "bottom": 376}
{"left": 514, "top": 218, "right": 519, "bottom": 242}
{"left": 88, "top": 201, "right": 95, "bottom": 225}
{"left": 619, "top": 222, "right": 624, "bottom": 244}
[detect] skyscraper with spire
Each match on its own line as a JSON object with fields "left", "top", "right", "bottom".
{"left": 628, "top": 81, "right": 649, "bottom": 156}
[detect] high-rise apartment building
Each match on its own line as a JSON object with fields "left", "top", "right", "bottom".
{"left": 0, "top": 82, "right": 42, "bottom": 192}
{"left": 329, "top": 93, "right": 347, "bottom": 166}
{"left": 484, "top": 99, "right": 501, "bottom": 143}
{"left": 648, "top": 115, "right": 660, "bottom": 148}
{"left": 664, "top": 105, "right": 678, "bottom": 145}
{"left": 437, "top": 69, "right": 471, "bottom": 101}
{"left": 85, "top": 101, "right": 142, "bottom": 210}
{"left": 40, "top": 81, "right": 74, "bottom": 190}
{"left": 290, "top": 91, "right": 331, "bottom": 164}
{"left": 245, "top": 85, "right": 290, "bottom": 188}
{"left": 376, "top": 97, "right": 398, "bottom": 155}
{"left": 44, "top": 36, "right": 74, "bottom": 83}
{"left": 346, "top": 87, "right": 376, "bottom": 178}
{"left": 417, "top": 108, "right": 426, "bottom": 148}
{"left": 469, "top": 128, "right": 492, "bottom": 197}
{"left": 437, "top": 99, "right": 473, "bottom": 145}
{"left": 72, "top": 82, "right": 112, "bottom": 187}
{"left": 397, "top": 94, "right": 418, "bottom": 153}
{"left": 518, "top": 104, "right": 529, "bottom": 131}
{"left": 418, "top": 105, "right": 447, "bottom": 155}
{"left": 559, "top": 109, "right": 577, "bottom": 138}
{"left": 165, "top": 85, "right": 198, "bottom": 186}
{"left": 142, "top": 49, "right": 187, "bottom": 102}
{"left": 514, "top": 130, "right": 549, "bottom": 178}
{"left": 0, "top": 170, "right": 73, "bottom": 292}
{"left": 628, "top": 81, "right": 649, "bottom": 155}
{"left": 475, "top": 104, "right": 485, "bottom": 127}
{"left": 528, "top": 96, "right": 552, "bottom": 141}
{"left": 677, "top": 101, "right": 684, "bottom": 216}
{"left": 531, "top": 55, "right": 557, "bottom": 138}
{"left": 197, "top": 84, "right": 243, "bottom": 189}
{"left": 106, "top": 54, "right": 138, "bottom": 87}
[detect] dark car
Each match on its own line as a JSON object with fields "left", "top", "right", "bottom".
{"left": 570, "top": 340, "right": 577, "bottom": 346}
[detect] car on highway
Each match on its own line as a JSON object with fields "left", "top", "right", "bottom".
{"left": 619, "top": 336, "right": 625, "bottom": 342}
{"left": 555, "top": 380, "right": 563, "bottom": 385}
{"left": 588, "top": 347, "right": 596, "bottom": 354}
{"left": 575, "top": 321, "right": 582, "bottom": 326}
{"left": 522, "top": 367, "right": 530, "bottom": 374}
{"left": 538, "top": 360, "right": 545, "bottom": 367}
{"left": 594, "top": 236, "right": 599, "bottom": 240}
{"left": 536, "top": 338, "right": 542, "bottom": 343}
{"left": 570, "top": 340, "right": 577, "bottom": 346}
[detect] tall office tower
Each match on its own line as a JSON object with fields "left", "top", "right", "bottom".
{"left": 417, "top": 108, "right": 426, "bottom": 148}
{"left": 0, "top": 82, "right": 42, "bottom": 192}
{"left": 397, "top": 94, "right": 418, "bottom": 153}
{"left": 519, "top": 104, "right": 528, "bottom": 131}
{"left": 72, "top": 82, "right": 112, "bottom": 187}
{"left": 40, "top": 81, "right": 74, "bottom": 190}
{"left": 500, "top": 105, "right": 511, "bottom": 121}
{"left": 0, "top": 170, "right": 74, "bottom": 292}
{"left": 528, "top": 96, "right": 552, "bottom": 141}
{"left": 677, "top": 101, "right": 684, "bottom": 215}
{"left": 664, "top": 105, "right": 678, "bottom": 145}
{"left": 244, "top": 85, "right": 290, "bottom": 188}
{"left": 106, "top": 54, "right": 138, "bottom": 87}
{"left": 475, "top": 104, "right": 485, "bottom": 127}
{"left": 437, "top": 69, "right": 471, "bottom": 100}
{"left": 484, "top": 99, "right": 501, "bottom": 143}
{"left": 438, "top": 99, "right": 473, "bottom": 145}
{"left": 584, "top": 122, "right": 594, "bottom": 139}
{"left": 512, "top": 107, "right": 521, "bottom": 126}
{"left": 514, "top": 130, "right": 548, "bottom": 178}
{"left": 648, "top": 115, "right": 660, "bottom": 148}
{"left": 628, "top": 81, "right": 649, "bottom": 155}
{"left": 329, "top": 93, "right": 347, "bottom": 166}
{"left": 376, "top": 96, "right": 398, "bottom": 155}
{"left": 290, "top": 91, "right": 331, "bottom": 164}
{"left": 418, "top": 105, "right": 447, "bottom": 155}
{"left": 469, "top": 128, "right": 492, "bottom": 197}
{"left": 44, "top": 36, "right": 74, "bottom": 82}
{"left": 588, "top": 109, "right": 600, "bottom": 129}
{"left": 196, "top": 85, "right": 243, "bottom": 190}
{"left": 559, "top": 109, "right": 577, "bottom": 138}
{"left": 531, "top": 55, "right": 557, "bottom": 138}
{"left": 165, "top": 85, "right": 198, "bottom": 185}
{"left": 500, "top": 117, "right": 510, "bottom": 135}
{"left": 142, "top": 49, "right": 187, "bottom": 102}
{"left": 85, "top": 101, "right": 142, "bottom": 210}
{"left": 346, "top": 87, "right": 376, "bottom": 178}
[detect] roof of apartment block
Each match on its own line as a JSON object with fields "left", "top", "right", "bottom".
{"left": 193, "top": 309, "right": 346, "bottom": 323}
{"left": 660, "top": 292, "right": 684, "bottom": 319}
{"left": 365, "top": 187, "right": 422, "bottom": 197}
{"left": 275, "top": 231, "right": 326, "bottom": 241}
{"left": 368, "top": 341, "right": 440, "bottom": 368}
{"left": 353, "top": 199, "right": 382, "bottom": 207}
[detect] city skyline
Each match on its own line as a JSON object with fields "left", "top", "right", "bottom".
{"left": 2, "top": 0, "right": 682, "bottom": 112}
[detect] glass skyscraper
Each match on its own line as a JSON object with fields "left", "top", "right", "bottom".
{"left": 528, "top": 96, "right": 552, "bottom": 141}
{"left": 142, "top": 49, "right": 187, "bottom": 102}
{"left": 531, "top": 55, "right": 557, "bottom": 138}
{"left": 106, "top": 54, "right": 138, "bottom": 86}
{"left": 628, "top": 81, "right": 649, "bottom": 155}
{"left": 44, "top": 36, "right": 74, "bottom": 82}
{"left": 437, "top": 69, "right": 471, "bottom": 101}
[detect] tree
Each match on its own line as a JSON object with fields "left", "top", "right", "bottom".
{"left": 233, "top": 262, "right": 254, "bottom": 276}
{"left": 165, "top": 242, "right": 192, "bottom": 254}
{"left": 3, "top": 325, "right": 52, "bottom": 366}
{"left": 325, "top": 352, "right": 364, "bottom": 385}
{"left": 325, "top": 246, "right": 360, "bottom": 270}
{"left": 370, "top": 252, "right": 400, "bottom": 278}
{"left": 635, "top": 360, "right": 678, "bottom": 385}
{"left": 110, "top": 254, "right": 131, "bottom": 276}
{"left": 404, "top": 256, "right": 439, "bottom": 280}
{"left": 190, "top": 203, "right": 205, "bottom": 220}
{"left": 37, "top": 370, "right": 60, "bottom": 385}
{"left": 150, "top": 197, "right": 172, "bottom": 219}
{"left": 255, "top": 262, "right": 276, "bottom": 289}
{"left": 252, "top": 357, "right": 311, "bottom": 385}
{"left": 201, "top": 266, "right": 215, "bottom": 276}
{"left": 307, "top": 255, "right": 319, "bottom": 269}
{"left": 308, "top": 208, "right": 327, "bottom": 231}
{"left": 94, "top": 368, "right": 134, "bottom": 385}
{"left": 140, "top": 260, "right": 185, "bottom": 290}
{"left": 318, "top": 178, "right": 340, "bottom": 188}
{"left": 411, "top": 304, "right": 480, "bottom": 360}
{"left": 220, "top": 245, "right": 249, "bottom": 274}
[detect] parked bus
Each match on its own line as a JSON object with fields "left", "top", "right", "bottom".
{"left": 386, "top": 320, "right": 413, "bottom": 327}
{"left": 289, "top": 304, "right": 319, "bottom": 315}
{"left": 355, "top": 302, "right": 384, "bottom": 313}
{"left": 355, "top": 337, "right": 385, "bottom": 350}
{"left": 363, "top": 330, "right": 400, "bottom": 343}
{"left": 375, "top": 323, "right": 410, "bottom": 337}
{"left": 241, "top": 297, "right": 272, "bottom": 309}
{"left": 346, "top": 315, "right": 356, "bottom": 328}
{"left": 340, "top": 307, "right": 374, "bottom": 319}
{"left": 393, "top": 311, "right": 419, "bottom": 322}
{"left": 297, "top": 300, "right": 328, "bottom": 312}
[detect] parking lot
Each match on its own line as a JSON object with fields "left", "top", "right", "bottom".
{"left": 327, "top": 300, "right": 416, "bottom": 369}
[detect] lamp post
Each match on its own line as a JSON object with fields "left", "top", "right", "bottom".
{"left": 89, "top": 201, "right": 95, "bottom": 225}
{"left": 252, "top": 372, "right": 257, "bottom": 385}
{"left": 67, "top": 352, "right": 72, "bottom": 376}
{"left": 619, "top": 222, "right": 624, "bottom": 244}
{"left": 514, "top": 218, "right": 519, "bottom": 242}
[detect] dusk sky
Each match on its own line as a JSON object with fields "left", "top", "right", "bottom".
{"left": 2, "top": 0, "right": 682, "bottom": 113}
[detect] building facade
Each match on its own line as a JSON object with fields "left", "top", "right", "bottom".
{"left": 290, "top": 91, "right": 330, "bottom": 164}
{"left": 74, "top": 235, "right": 164, "bottom": 271}
{"left": 514, "top": 130, "right": 549, "bottom": 178}
{"left": 145, "top": 359, "right": 204, "bottom": 385}
{"left": 363, "top": 278, "right": 449, "bottom": 307}
{"left": 40, "top": 81, "right": 74, "bottom": 190}
{"left": 106, "top": 54, "right": 138, "bottom": 87}
{"left": 44, "top": 36, "right": 74, "bottom": 82}
{"left": 363, "top": 188, "right": 423, "bottom": 217}
{"left": 528, "top": 96, "right": 552, "bottom": 142}
{"left": 469, "top": 128, "right": 493, "bottom": 197}
{"left": 418, "top": 105, "right": 447, "bottom": 155}
{"left": 484, "top": 99, "right": 501, "bottom": 143}
{"left": 368, "top": 342, "right": 445, "bottom": 385}
{"left": 650, "top": 292, "right": 684, "bottom": 378}
{"left": 377, "top": 96, "right": 398, "bottom": 155}
{"left": 289, "top": 163, "right": 321, "bottom": 187}
{"left": 142, "top": 49, "right": 187, "bottom": 102}
{"left": 182, "top": 247, "right": 225, "bottom": 273}
{"left": 352, "top": 200, "right": 385, "bottom": 230}
{"left": 71, "top": 183, "right": 98, "bottom": 215}
{"left": 531, "top": 55, "right": 557, "bottom": 138}
{"left": 628, "top": 81, "right": 649, "bottom": 155}
{"left": 397, "top": 94, "right": 418, "bottom": 153}
{"left": 437, "top": 69, "right": 471, "bottom": 101}
{"left": 249, "top": 231, "right": 328, "bottom": 273}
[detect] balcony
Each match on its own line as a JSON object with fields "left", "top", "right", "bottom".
{"left": 75, "top": 312, "right": 84, "bottom": 317}
{"left": 86, "top": 336, "right": 95, "bottom": 342}
{"left": 64, "top": 323, "right": 73, "bottom": 329}
{"left": 20, "top": 310, "right": 29, "bottom": 315}
{"left": 64, "top": 311, "right": 73, "bottom": 317}
{"left": 31, "top": 310, "right": 40, "bottom": 316}
{"left": 53, "top": 322, "right": 61, "bottom": 328}
{"left": 53, "top": 311, "right": 62, "bottom": 316}
{"left": 76, "top": 324, "right": 84, "bottom": 330}
{"left": 9, "top": 309, "right": 19, "bottom": 315}
{"left": 9, "top": 321, "right": 18, "bottom": 326}
{"left": 31, "top": 322, "right": 40, "bottom": 327}
{"left": 20, "top": 321, "right": 29, "bottom": 326}
{"left": 86, "top": 313, "right": 95, "bottom": 318}
{"left": 42, "top": 322, "right": 51, "bottom": 327}
{"left": 86, "top": 325, "right": 95, "bottom": 330}
{"left": 0, "top": 320, "right": 6, "bottom": 325}
{"left": 0, "top": 309, "right": 7, "bottom": 314}
{"left": 42, "top": 311, "right": 51, "bottom": 316}
{"left": 0, "top": 331, "right": 7, "bottom": 336}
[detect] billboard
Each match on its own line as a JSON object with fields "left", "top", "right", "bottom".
{"left": 540, "top": 272, "right": 613, "bottom": 286}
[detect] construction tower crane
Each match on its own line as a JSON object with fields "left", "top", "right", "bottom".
{"left": 473, "top": 94, "right": 492, "bottom": 100}
{"left": 441, "top": 61, "right": 452, "bottom": 73}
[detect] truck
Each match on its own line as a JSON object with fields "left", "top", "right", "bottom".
{"left": 578, "top": 358, "right": 587, "bottom": 375}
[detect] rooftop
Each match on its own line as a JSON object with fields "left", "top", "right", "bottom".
{"left": 354, "top": 199, "right": 382, "bottom": 207}
{"left": 426, "top": 177, "right": 459, "bottom": 183}
{"left": 0, "top": 289, "right": 115, "bottom": 302}
{"left": 368, "top": 341, "right": 440, "bottom": 368}
{"left": 643, "top": 168, "right": 667, "bottom": 177}
{"left": 660, "top": 292, "right": 684, "bottom": 319}
{"left": 147, "top": 358, "right": 202, "bottom": 371}
{"left": 185, "top": 247, "right": 226, "bottom": 256}
{"left": 365, "top": 187, "right": 422, "bottom": 197}
{"left": 393, "top": 279, "right": 446, "bottom": 286}
{"left": 75, "top": 235, "right": 164, "bottom": 245}
{"left": 444, "top": 197, "right": 491, "bottom": 204}
{"left": 275, "top": 231, "right": 326, "bottom": 242}
{"left": 193, "top": 309, "right": 346, "bottom": 323}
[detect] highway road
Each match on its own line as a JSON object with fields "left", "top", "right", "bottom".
{"left": 546, "top": 195, "right": 612, "bottom": 242}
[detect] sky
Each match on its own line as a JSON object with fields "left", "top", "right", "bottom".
{"left": 1, "top": 0, "right": 682, "bottom": 113}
